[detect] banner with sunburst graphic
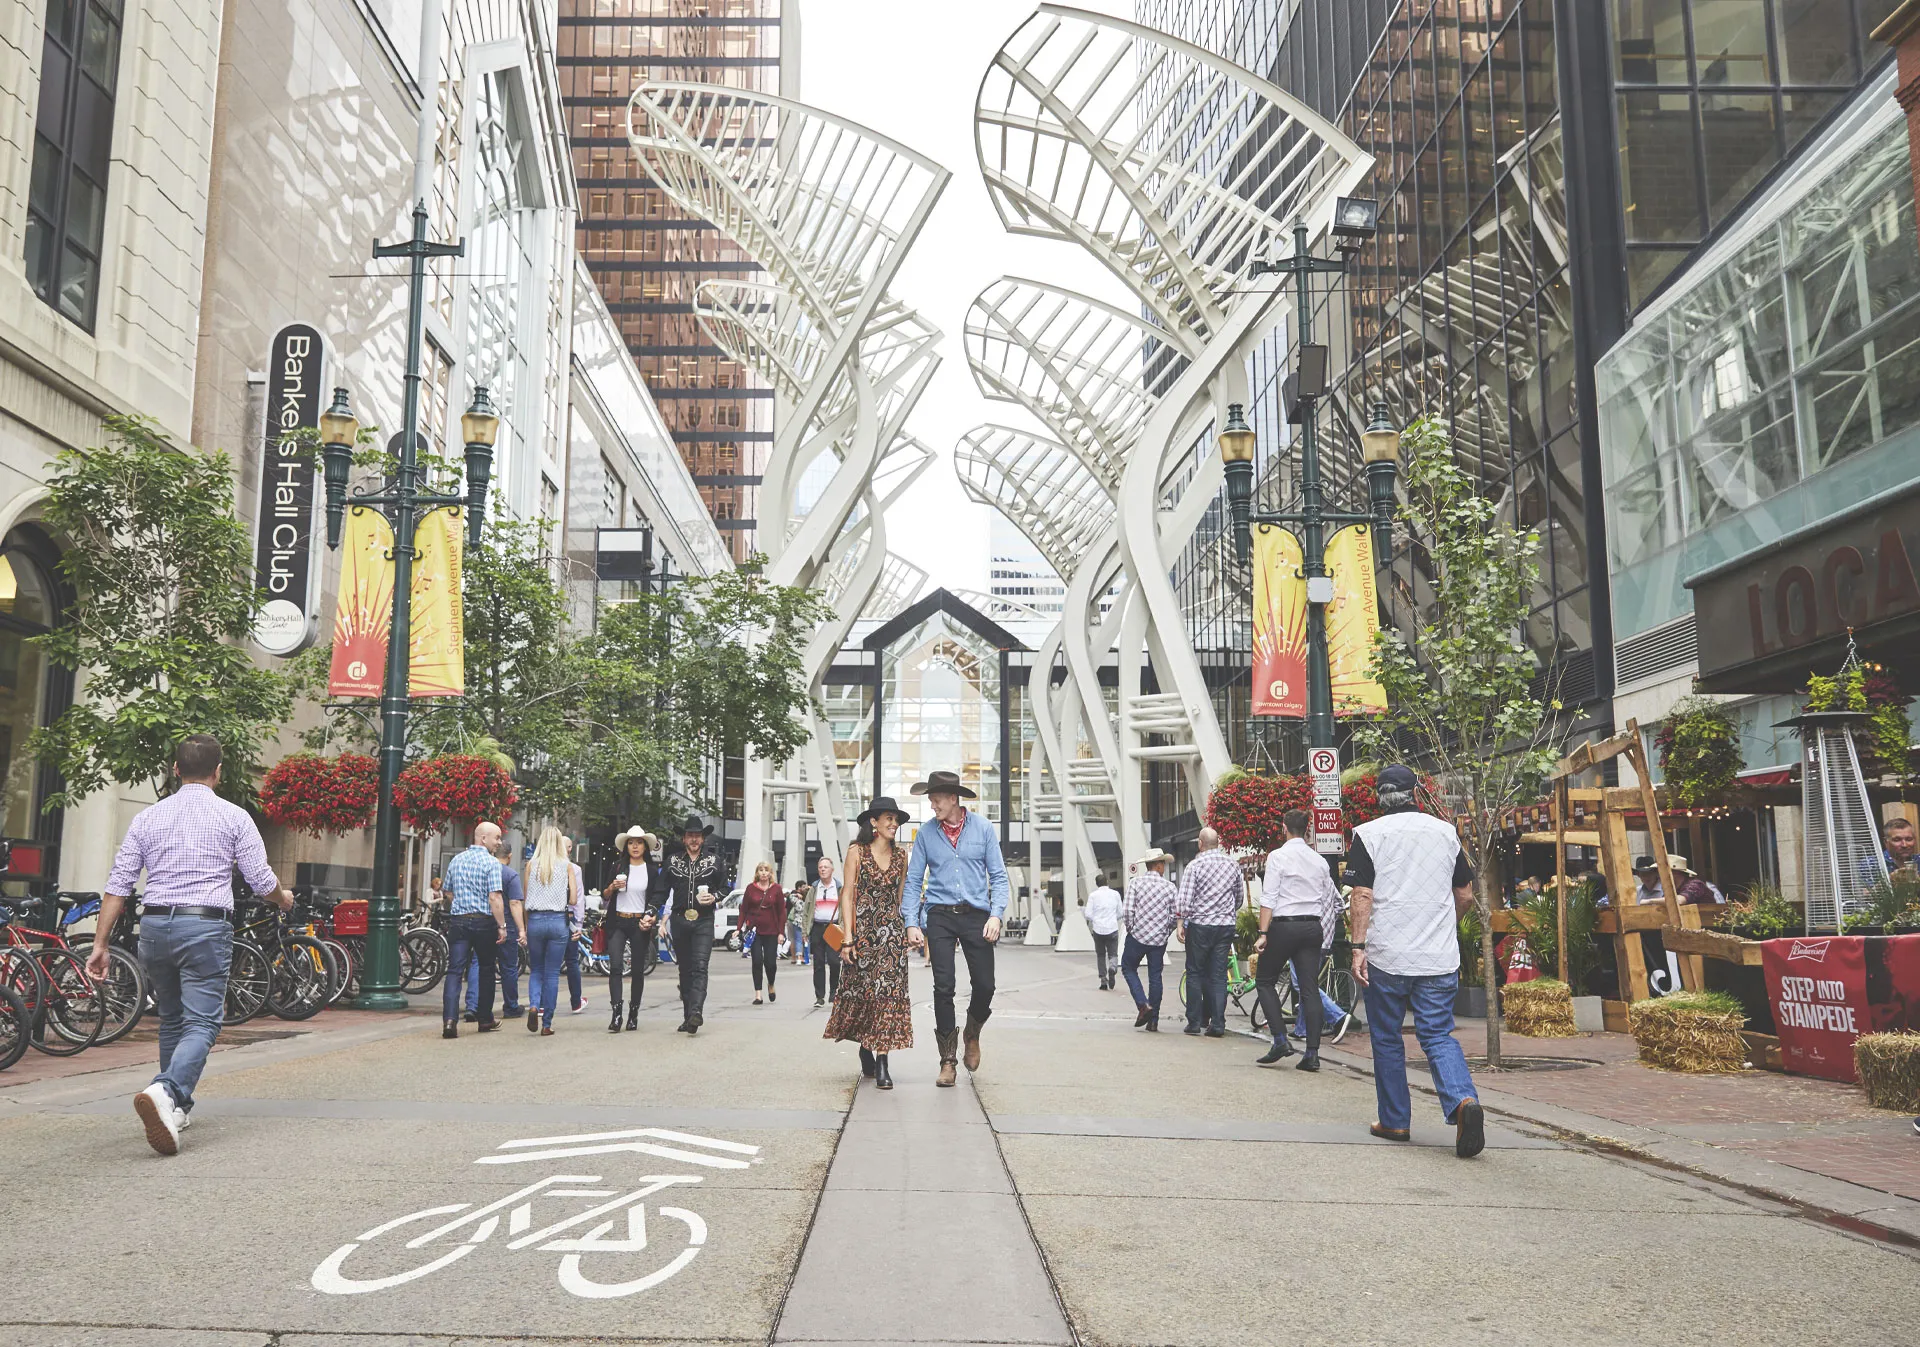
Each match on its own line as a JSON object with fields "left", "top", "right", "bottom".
{"left": 1326, "top": 523, "right": 1386, "bottom": 714}
{"left": 1251, "top": 523, "right": 1306, "bottom": 718}
{"left": 327, "top": 506, "right": 464, "bottom": 699}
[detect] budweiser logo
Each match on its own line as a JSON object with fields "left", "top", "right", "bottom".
{"left": 1788, "top": 939, "right": 1832, "bottom": 962}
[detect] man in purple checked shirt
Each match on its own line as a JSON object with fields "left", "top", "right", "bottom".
{"left": 89, "top": 735, "right": 294, "bottom": 1155}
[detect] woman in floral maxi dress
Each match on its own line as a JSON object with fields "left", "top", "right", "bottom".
{"left": 823, "top": 796, "right": 914, "bottom": 1089}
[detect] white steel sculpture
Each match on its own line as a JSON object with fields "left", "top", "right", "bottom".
{"left": 968, "top": 6, "right": 1371, "bottom": 872}
{"left": 629, "top": 84, "right": 948, "bottom": 870}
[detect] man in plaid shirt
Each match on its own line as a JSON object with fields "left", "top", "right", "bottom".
{"left": 1121, "top": 848, "right": 1177, "bottom": 1031}
{"left": 1176, "top": 827, "right": 1245, "bottom": 1037}
{"left": 92, "top": 735, "right": 293, "bottom": 1156}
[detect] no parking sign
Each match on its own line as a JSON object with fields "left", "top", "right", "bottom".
{"left": 1309, "top": 746, "right": 1343, "bottom": 855}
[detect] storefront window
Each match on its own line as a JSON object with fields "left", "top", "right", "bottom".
{"left": 0, "top": 545, "right": 59, "bottom": 838}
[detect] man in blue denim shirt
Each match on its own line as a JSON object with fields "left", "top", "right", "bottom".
{"left": 902, "top": 770, "right": 1009, "bottom": 1087}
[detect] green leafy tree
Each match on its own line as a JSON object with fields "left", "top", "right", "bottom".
{"left": 1353, "top": 417, "right": 1563, "bottom": 1067}
{"left": 29, "top": 416, "right": 295, "bottom": 807}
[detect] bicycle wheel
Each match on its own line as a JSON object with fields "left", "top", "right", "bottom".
{"left": 90, "top": 944, "right": 147, "bottom": 1045}
{"left": 268, "top": 938, "right": 332, "bottom": 1021}
{"left": 317, "top": 938, "right": 353, "bottom": 1006}
{"left": 1248, "top": 983, "right": 1269, "bottom": 1035}
{"left": 0, "top": 981, "right": 27, "bottom": 1070}
{"left": 0, "top": 947, "right": 46, "bottom": 1031}
{"left": 225, "top": 938, "right": 271, "bottom": 1024}
{"left": 33, "top": 946, "right": 104, "bottom": 1054}
{"left": 1176, "top": 970, "right": 1188, "bottom": 1010}
{"left": 330, "top": 937, "right": 364, "bottom": 1002}
{"left": 1323, "top": 966, "right": 1359, "bottom": 1043}
{"left": 399, "top": 929, "right": 447, "bottom": 994}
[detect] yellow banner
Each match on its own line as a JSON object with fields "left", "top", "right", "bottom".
{"left": 327, "top": 507, "right": 393, "bottom": 698}
{"left": 325, "top": 506, "right": 465, "bottom": 698}
{"left": 409, "top": 506, "right": 464, "bottom": 697}
{"left": 1326, "top": 523, "right": 1386, "bottom": 714}
{"left": 1251, "top": 524, "right": 1305, "bottom": 717}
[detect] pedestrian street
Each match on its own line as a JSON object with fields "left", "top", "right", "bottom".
{"left": 3, "top": 944, "right": 1914, "bottom": 1347}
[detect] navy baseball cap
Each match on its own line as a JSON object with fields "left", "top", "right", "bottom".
{"left": 1378, "top": 764, "right": 1419, "bottom": 793}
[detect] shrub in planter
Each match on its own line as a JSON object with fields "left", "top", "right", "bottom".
{"left": 1854, "top": 1032, "right": 1920, "bottom": 1112}
{"left": 1516, "top": 878, "right": 1603, "bottom": 993}
{"left": 1726, "top": 883, "right": 1795, "bottom": 941}
{"left": 1629, "top": 990, "right": 1747, "bottom": 1073}
{"left": 1503, "top": 977, "right": 1577, "bottom": 1037}
{"left": 1654, "top": 696, "right": 1742, "bottom": 806}
{"left": 260, "top": 752, "right": 378, "bottom": 836}
{"left": 392, "top": 753, "right": 518, "bottom": 834}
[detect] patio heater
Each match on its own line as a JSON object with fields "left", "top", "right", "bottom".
{"left": 1782, "top": 710, "right": 1888, "bottom": 933}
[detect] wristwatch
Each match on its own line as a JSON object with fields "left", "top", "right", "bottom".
{"left": 1350, "top": 942, "right": 1367, "bottom": 949}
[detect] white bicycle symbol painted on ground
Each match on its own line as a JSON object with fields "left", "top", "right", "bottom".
{"left": 311, "top": 1127, "right": 760, "bottom": 1300}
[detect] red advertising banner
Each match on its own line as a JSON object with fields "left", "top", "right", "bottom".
{"left": 1762, "top": 936, "right": 1871, "bottom": 1082}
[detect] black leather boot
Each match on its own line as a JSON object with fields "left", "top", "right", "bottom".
{"left": 608, "top": 1004, "right": 623, "bottom": 1033}
{"left": 1256, "top": 1038, "right": 1295, "bottom": 1065}
{"left": 859, "top": 1046, "right": 877, "bottom": 1078}
{"left": 875, "top": 1054, "right": 893, "bottom": 1090}
{"left": 625, "top": 1005, "right": 639, "bottom": 1031}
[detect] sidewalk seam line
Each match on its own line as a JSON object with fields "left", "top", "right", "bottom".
{"left": 767, "top": 1077, "right": 856, "bottom": 1347}
{"left": 981, "top": 1071, "right": 1081, "bottom": 1347}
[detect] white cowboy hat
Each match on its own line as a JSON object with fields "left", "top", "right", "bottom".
{"left": 612, "top": 826, "right": 656, "bottom": 855}
{"left": 1132, "top": 848, "right": 1174, "bottom": 868}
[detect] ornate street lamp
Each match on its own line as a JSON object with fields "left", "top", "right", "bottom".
{"left": 320, "top": 200, "right": 492, "bottom": 1010}
{"left": 1223, "top": 206, "right": 1400, "bottom": 757}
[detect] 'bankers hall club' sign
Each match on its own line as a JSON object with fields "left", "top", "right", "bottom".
{"left": 1688, "top": 482, "right": 1920, "bottom": 692}
{"left": 252, "top": 324, "right": 326, "bottom": 656}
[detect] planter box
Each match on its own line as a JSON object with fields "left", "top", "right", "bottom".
{"left": 1454, "top": 984, "right": 1488, "bottom": 1018}
{"left": 1572, "top": 995, "right": 1605, "bottom": 1032}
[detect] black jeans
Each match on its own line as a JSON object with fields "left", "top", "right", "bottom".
{"left": 810, "top": 921, "right": 841, "bottom": 1001}
{"left": 604, "top": 914, "right": 653, "bottom": 1011}
{"left": 927, "top": 903, "right": 995, "bottom": 1036}
{"left": 1255, "top": 916, "right": 1325, "bottom": 1052}
{"left": 1093, "top": 931, "right": 1119, "bottom": 984}
{"left": 672, "top": 919, "right": 714, "bottom": 1019}
{"left": 444, "top": 914, "right": 499, "bottom": 1024}
{"left": 1184, "top": 922, "right": 1234, "bottom": 1032}
{"left": 750, "top": 932, "right": 779, "bottom": 990}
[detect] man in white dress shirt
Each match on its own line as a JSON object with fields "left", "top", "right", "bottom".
{"left": 1085, "top": 874, "right": 1123, "bottom": 990}
{"left": 1253, "top": 808, "right": 1341, "bottom": 1071}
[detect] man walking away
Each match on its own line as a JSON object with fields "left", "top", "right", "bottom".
{"left": 565, "top": 838, "right": 588, "bottom": 1013}
{"left": 93, "top": 735, "right": 294, "bottom": 1155}
{"left": 1176, "top": 827, "right": 1243, "bottom": 1038}
{"left": 443, "top": 822, "right": 510, "bottom": 1039}
{"left": 661, "top": 815, "right": 727, "bottom": 1034}
{"left": 1254, "top": 809, "right": 1340, "bottom": 1071}
{"left": 495, "top": 837, "right": 527, "bottom": 1016}
{"left": 811, "top": 856, "right": 843, "bottom": 1006}
{"left": 1085, "top": 874, "right": 1123, "bottom": 989}
{"left": 1121, "top": 849, "right": 1176, "bottom": 1030}
{"left": 1346, "top": 764, "right": 1485, "bottom": 1158}
{"left": 903, "top": 770, "right": 1010, "bottom": 1086}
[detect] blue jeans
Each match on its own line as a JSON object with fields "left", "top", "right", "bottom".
{"left": 137, "top": 913, "right": 232, "bottom": 1113}
{"left": 1293, "top": 982, "right": 1348, "bottom": 1038}
{"left": 1363, "top": 969, "right": 1477, "bottom": 1133}
{"left": 1120, "top": 935, "right": 1164, "bottom": 1010}
{"left": 445, "top": 914, "right": 499, "bottom": 1024}
{"left": 1184, "top": 923, "right": 1233, "bottom": 1031}
{"left": 525, "top": 911, "right": 569, "bottom": 1028}
{"left": 790, "top": 921, "right": 808, "bottom": 962}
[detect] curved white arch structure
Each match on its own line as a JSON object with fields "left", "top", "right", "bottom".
{"left": 629, "top": 83, "right": 949, "bottom": 872}
{"left": 967, "top": 5, "right": 1371, "bottom": 873}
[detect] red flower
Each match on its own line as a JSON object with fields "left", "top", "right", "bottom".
{"left": 1206, "top": 769, "right": 1441, "bottom": 855}
{"left": 393, "top": 754, "right": 518, "bottom": 833}
{"left": 261, "top": 753, "right": 379, "bottom": 836}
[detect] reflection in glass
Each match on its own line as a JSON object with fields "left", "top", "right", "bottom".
{"left": 1613, "top": 0, "right": 1690, "bottom": 84}
{"left": 1618, "top": 91, "right": 1703, "bottom": 243}
{"left": 1701, "top": 92, "right": 1779, "bottom": 226}
{"left": 1689, "top": 0, "right": 1772, "bottom": 84}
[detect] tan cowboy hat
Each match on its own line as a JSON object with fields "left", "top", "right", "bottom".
{"left": 1132, "top": 848, "right": 1173, "bottom": 868}
{"left": 1667, "top": 854, "right": 1693, "bottom": 874}
{"left": 612, "top": 826, "right": 656, "bottom": 855}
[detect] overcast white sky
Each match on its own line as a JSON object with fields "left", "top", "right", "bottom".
{"left": 792, "top": 0, "right": 1139, "bottom": 598}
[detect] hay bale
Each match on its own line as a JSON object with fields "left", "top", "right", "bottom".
{"left": 1503, "top": 978, "right": 1577, "bottom": 1037}
{"left": 1855, "top": 1032, "right": 1920, "bottom": 1111}
{"left": 1628, "top": 991, "right": 1747, "bottom": 1073}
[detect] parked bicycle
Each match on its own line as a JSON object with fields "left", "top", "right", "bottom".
{"left": 1, "top": 896, "right": 112, "bottom": 1054}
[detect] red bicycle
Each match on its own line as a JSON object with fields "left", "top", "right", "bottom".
{"left": 1, "top": 897, "right": 111, "bottom": 1054}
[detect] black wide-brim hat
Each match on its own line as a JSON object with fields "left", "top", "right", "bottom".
{"left": 910, "top": 770, "right": 976, "bottom": 799}
{"left": 676, "top": 813, "right": 716, "bottom": 837}
{"left": 856, "top": 796, "right": 912, "bottom": 826}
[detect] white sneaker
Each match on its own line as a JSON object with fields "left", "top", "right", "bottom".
{"left": 571, "top": 1001, "right": 586, "bottom": 1015}
{"left": 174, "top": 1108, "right": 191, "bottom": 1131}
{"left": 134, "top": 1083, "right": 181, "bottom": 1155}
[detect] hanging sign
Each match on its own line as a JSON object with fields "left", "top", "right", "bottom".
{"left": 326, "top": 505, "right": 466, "bottom": 699}
{"left": 1325, "top": 523, "right": 1387, "bottom": 713}
{"left": 1251, "top": 524, "right": 1306, "bottom": 717}
{"left": 252, "top": 323, "right": 326, "bottom": 655}
{"left": 409, "top": 505, "right": 465, "bottom": 697}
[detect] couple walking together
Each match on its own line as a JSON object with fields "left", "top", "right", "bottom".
{"left": 824, "top": 770, "right": 1008, "bottom": 1089}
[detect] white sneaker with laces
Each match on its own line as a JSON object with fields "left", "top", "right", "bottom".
{"left": 134, "top": 1083, "right": 181, "bottom": 1155}
{"left": 175, "top": 1108, "right": 191, "bottom": 1131}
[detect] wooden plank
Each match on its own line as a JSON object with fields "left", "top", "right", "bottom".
{"left": 1520, "top": 830, "right": 1602, "bottom": 846}
{"left": 1623, "top": 718, "right": 1701, "bottom": 991}
{"left": 1617, "top": 902, "right": 1674, "bottom": 931}
{"left": 1662, "top": 925, "right": 1766, "bottom": 965}
{"left": 1602, "top": 999, "right": 1632, "bottom": 1034}
{"left": 1555, "top": 777, "right": 1570, "bottom": 983}
{"left": 1567, "top": 787, "right": 1607, "bottom": 803}
{"left": 1741, "top": 1031, "right": 1784, "bottom": 1072}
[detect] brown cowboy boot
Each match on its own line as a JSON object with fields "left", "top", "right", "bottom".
{"left": 962, "top": 1015, "right": 985, "bottom": 1072}
{"left": 935, "top": 1029, "right": 959, "bottom": 1087}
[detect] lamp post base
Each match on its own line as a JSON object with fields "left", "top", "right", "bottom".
{"left": 350, "top": 990, "right": 412, "bottom": 1012}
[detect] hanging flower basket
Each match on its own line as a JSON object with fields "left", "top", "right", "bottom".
{"left": 260, "top": 753, "right": 379, "bottom": 836}
{"left": 392, "top": 753, "right": 519, "bottom": 833}
{"left": 1654, "top": 695, "right": 1743, "bottom": 806}
{"left": 1204, "top": 772, "right": 1314, "bottom": 854}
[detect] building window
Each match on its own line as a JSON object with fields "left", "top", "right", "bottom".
{"left": 0, "top": 531, "right": 68, "bottom": 840}
{"left": 24, "top": 0, "right": 122, "bottom": 330}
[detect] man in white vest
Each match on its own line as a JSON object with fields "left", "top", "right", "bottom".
{"left": 1344, "top": 764, "right": 1485, "bottom": 1158}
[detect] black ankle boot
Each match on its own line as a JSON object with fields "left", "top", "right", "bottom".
{"left": 626, "top": 1006, "right": 639, "bottom": 1031}
{"left": 859, "top": 1046, "right": 877, "bottom": 1078}
{"left": 875, "top": 1054, "right": 893, "bottom": 1089}
{"left": 608, "top": 1006, "right": 623, "bottom": 1033}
